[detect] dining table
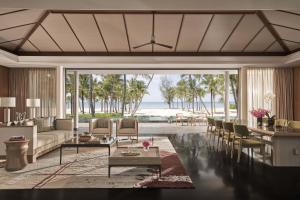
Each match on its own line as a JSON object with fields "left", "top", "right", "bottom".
{"left": 247, "top": 123, "right": 300, "bottom": 167}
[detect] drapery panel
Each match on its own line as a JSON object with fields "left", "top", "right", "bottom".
{"left": 274, "top": 68, "right": 294, "bottom": 120}
{"left": 247, "top": 68, "right": 274, "bottom": 124}
{"left": 8, "top": 68, "right": 56, "bottom": 120}
{"left": 28, "top": 68, "right": 57, "bottom": 117}
{"left": 9, "top": 68, "right": 29, "bottom": 119}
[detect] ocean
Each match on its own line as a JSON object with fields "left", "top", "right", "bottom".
{"left": 66, "top": 101, "right": 232, "bottom": 110}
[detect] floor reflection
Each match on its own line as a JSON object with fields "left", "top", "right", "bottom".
{"left": 169, "top": 132, "right": 300, "bottom": 200}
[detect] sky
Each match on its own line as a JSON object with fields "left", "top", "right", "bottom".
{"left": 142, "top": 74, "right": 233, "bottom": 102}
{"left": 94, "top": 74, "right": 234, "bottom": 102}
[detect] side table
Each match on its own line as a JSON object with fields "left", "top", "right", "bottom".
{"left": 4, "top": 140, "right": 29, "bottom": 171}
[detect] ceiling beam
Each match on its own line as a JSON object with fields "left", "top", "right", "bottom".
{"left": 92, "top": 14, "right": 108, "bottom": 52}
{"left": 14, "top": 10, "right": 50, "bottom": 52}
{"left": 40, "top": 24, "right": 64, "bottom": 52}
{"left": 0, "top": 22, "right": 36, "bottom": 32}
{"left": 0, "top": 9, "right": 28, "bottom": 16}
{"left": 283, "top": 39, "right": 300, "bottom": 44}
{"left": 220, "top": 14, "right": 245, "bottom": 52}
{"left": 122, "top": 14, "right": 131, "bottom": 52}
{"left": 256, "top": 11, "right": 290, "bottom": 53}
{"left": 277, "top": 10, "right": 300, "bottom": 17}
{"left": 174, "top": 14, "right": 184, "bottom": 52}
{"left": 271, "top": 23, "right": 300, "bottom": 32}
{"left": 16, "top": 51, "right": 287, "bottom": 57}
{"left": 197, "top": 14, "right": 214, "bottom": 52}
{"left": 263, "top": 40, "right": 276, "bottom": 52}
{"left": 49, "top": 10, "right": 257, "bottom": 15}
{"left": 28, "top": 39, "right": 40, "bottom": 52}
{"left": 62, "top": 14, "right": 86, "bottom": 52}
{"left": 242, "top": 25, "right": 264, "bottom": 52}
{"left": 0, "top": 38, "right": 23, "bottom": 45}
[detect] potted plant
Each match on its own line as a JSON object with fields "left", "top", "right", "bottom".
{"left": 250, "top": 108, "right": 268, "bottom": 126}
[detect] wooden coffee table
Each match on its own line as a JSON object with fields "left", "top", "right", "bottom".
{"left": 108, "top": 147, "right": 161, "bottom": 177}
{"left": 60, "top": 137, "right": 116, "bottom": 165}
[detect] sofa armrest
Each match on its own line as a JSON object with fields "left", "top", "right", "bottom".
{"left": 89, "top": 118, "right": 98, "bottom": 133}
{"left": 56, "top": 119, "right": 74, "bottom": 130}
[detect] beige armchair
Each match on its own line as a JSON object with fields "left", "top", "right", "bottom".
{"left": 116, "top": 118, "right": 138, "bottom": 142}
{"left": 89, "top": 118, "right": 112, "bottom": 137}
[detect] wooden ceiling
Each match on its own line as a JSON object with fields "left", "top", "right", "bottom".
{"left": 0, "top": 9, "right": 300, "bottom": 56}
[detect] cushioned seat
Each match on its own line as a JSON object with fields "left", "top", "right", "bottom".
{"left": 89, "top": 118, "right": 112, "bottom": 136}
{"left": 116, "top": 118, "right": 138, "bottom": 142}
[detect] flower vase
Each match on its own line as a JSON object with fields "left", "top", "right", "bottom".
{"left": 143, "top": 146, "right": 149, "bottom": 151}
{"left": 267, "top": 117, "right": 275, "bottom": 127}
{"left": 257, "top": 117, "right": 263, "bottom": 126}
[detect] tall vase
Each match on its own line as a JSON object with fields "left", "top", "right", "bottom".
{"left": 257, "top": 117, "right": 263, "bottom": 126}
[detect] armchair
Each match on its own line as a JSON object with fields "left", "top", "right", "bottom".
{"left": 89, "top": 118, "right": 112, "bottom": 137}
{"left": 116, "top": 118, "right": 138, "bottom": 142}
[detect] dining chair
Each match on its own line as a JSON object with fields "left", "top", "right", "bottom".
{"left": 222, "top": 122, "right": 239, "bottom": 154}
{"left": 288, "top": 121, "right": 300, "bottom": 129}
{"left": 212, "top": 120, "right": 224, "bottom": 148}
{"left": 175, "top": 113, "right": 188, "bottom": 126}
{"left": 275, "top": 119, "right": 288, "bottom": 127}
{"left": 207, "top": 118, "right": 215, "bottom": 133}
{"left": 232, "top": 125, "right": 265, "bottom": 163}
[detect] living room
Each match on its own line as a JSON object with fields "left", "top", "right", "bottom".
{"left": 1, "top": 0, "right": 300, "bottom": 200}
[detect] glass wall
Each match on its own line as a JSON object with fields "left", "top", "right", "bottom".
{"left": 65, "top": 70, "right": 239, "bottom": 124}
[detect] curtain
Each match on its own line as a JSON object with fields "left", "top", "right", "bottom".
{"left": 247, "top": 68, "right": 274, "bottom": 124}
{"left": 8, "top": 68, "right": 56, "bottom": 119}
{"left": 274, "top": 68, "right": 293, "bottom": 120}
{"left": 28, "top": 68, "right": 57, "bottom": 117}
{"left": 9, "top": 68, "right": 29, "bottom": 119}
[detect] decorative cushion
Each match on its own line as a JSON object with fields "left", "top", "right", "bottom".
{"left": 35, "top": 117, "right": 51, "bottom": 133}
{"left": 97, "top": 119, "right": 109, "bottom": 128}
{"left": 121, "top": 119, "right": 135, "bottom": 128}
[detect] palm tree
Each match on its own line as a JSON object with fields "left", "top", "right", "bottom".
{"left": 79, "top": 74, "right": 89, "bottom": 114}
{"left": 201, "top": 74, "right": 224, "bottom": 116}
{"left": 65, "top": 74, "right": 74, "bottom": 114}
{"left": 160, "top": 76, "right": 176, "bottom": 109}
{"left": 131, "top": 74, "right": 154, "bottom": 115}
{"left": 175, "top": 79, "right": 187, "bottom": 110}
{"left": 230, "top": 74, "right": 238, "bottom": 109}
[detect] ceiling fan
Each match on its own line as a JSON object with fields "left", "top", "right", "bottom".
{"left": 132, "top": 14, "right": 173, "bottom": 50}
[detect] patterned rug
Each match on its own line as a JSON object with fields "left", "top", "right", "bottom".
{"left": 0, "top": 137, "right": 193, "bottom": 189}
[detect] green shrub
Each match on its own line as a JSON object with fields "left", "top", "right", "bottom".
{"left": 229, "top": 103, "right": 236, "bottom": 109}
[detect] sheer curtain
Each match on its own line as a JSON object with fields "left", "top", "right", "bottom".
{"left": 28, "top": 68, "right": 57, "bottom": 117}
{"left": 247, "top": 68, "right": 275, "bottom": 124}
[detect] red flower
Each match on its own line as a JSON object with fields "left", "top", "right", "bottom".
{"left": 250, "top": 108, "right": 270, "bottom": 118}
{"left": 142, "top": 140, "right": 150, "bottom": 148}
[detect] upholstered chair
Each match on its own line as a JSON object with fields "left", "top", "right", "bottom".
{"left": 233, "top": 125, "right": 265, "bottom": 163}
{"left": 288, "top": 121, "right": 300, "bottom": 129}
{"left": 89, "top": 118, "right": 112, "bottom": 137}
{"left": 116, "top": 118, "right": 138, "bottom": 142}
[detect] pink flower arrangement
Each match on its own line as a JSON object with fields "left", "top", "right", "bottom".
{"left": 250, "top": 108, "right": 269, "bottom": 118}
{"left": 142, "top": 140, "right": 150, "bottom": 148}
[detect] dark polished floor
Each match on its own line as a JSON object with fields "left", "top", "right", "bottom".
{"left": 1, "top": 132, "right": 300, "bottom": 200}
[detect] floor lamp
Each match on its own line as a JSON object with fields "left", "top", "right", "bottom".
{"left": 26, "top": 98, "right": 40, "bottom": 119}
{"left": 0, "top": 97, "right": 16, "bottom": 123}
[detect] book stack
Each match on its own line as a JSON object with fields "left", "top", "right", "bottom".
{"left": 9, "top": 136, "right": 26, "bottom": 141}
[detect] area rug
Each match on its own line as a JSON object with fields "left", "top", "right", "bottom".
{"left": 0, "top": 137, "right": 193, "bottom": 189}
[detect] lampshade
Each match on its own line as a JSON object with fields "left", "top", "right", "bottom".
{"left": 26, "top": 98, "right": 40, "bottom": 108}
{"left": 0, "top": 97, "right": 16, "bottom": 107}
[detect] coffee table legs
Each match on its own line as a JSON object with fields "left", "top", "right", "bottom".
{"left": 108, "top": 166, "right": 111, "bottom": 177}
{"left": 60, "top": 146, "right": 62, "bottom": 165}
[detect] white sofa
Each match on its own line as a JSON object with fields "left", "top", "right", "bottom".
{"left": 0, "top": 118, "right": 73, "bottom": 163}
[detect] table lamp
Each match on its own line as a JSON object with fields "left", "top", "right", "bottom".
{"left": 0, "top": 97, "right": 16, "bottom": 123}
{"left": 26, "top": 98, "right": 40, "bottom": 119}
